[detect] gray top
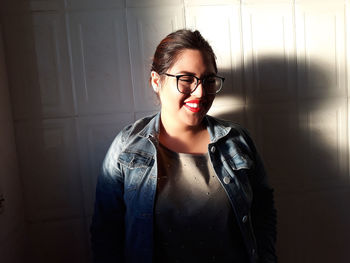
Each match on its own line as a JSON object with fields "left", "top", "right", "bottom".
{"left": 154, "top": 143, "right": 248, "bottom": 263}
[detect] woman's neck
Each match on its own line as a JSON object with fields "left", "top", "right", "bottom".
{"left": 159, "top": 117, "right": 210, "bottom": 154}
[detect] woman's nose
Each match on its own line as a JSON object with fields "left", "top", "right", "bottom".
{"left": 192, "top": 81, "right": 205, "bottom": 97}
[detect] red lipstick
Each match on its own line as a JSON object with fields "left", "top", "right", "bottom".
{"left": 184, "top": 99, "right": 202, "bottom": 113}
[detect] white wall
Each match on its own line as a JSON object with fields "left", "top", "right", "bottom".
{"left": 1, "top": 0, "right": 350, "bottom": 262}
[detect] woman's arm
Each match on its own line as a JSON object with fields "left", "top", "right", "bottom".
{"left": 250, "top": 153, "right": 277, "bottom": 263}
{"left": 90, "top": 134, "right": 126, "bottom": 263}
{"left": 242, "top": 130, "right": 277, "bottom": 263}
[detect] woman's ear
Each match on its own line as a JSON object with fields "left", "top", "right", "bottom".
{"left": 151, "top": 71, "right": 161, "bottom": 92}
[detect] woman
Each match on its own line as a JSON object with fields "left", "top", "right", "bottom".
{"left": 91, "top": 29, "right": 277, "bottom": 263}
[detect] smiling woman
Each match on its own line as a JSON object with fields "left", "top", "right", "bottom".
{"left": 90, "top": 29, "right": 277, "bottom": 263}
{"left": 151, "top": 49, "right": 217, "bottom": 154}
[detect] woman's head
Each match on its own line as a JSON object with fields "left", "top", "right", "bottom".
{"left": 150, "top": 29, "right": 221, "bottom": 130}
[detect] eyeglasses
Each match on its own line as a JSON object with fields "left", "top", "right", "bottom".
{"left": 163, "top": 73, "right": 225, "bottom": 95}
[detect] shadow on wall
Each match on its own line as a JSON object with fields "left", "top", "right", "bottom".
{"left": 214, "top": 55, "right": 350, "bottom": 263}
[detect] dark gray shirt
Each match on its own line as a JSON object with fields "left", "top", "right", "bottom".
{"left": 154, "top": 143, "right": 248, "bottom": 263}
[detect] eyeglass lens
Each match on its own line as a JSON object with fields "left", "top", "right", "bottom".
{"left": 177, "top": 75, "right": 222, "bottom": 94}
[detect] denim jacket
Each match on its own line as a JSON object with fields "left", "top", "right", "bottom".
{"left": 91, "top": 113, "right": 277, "bottom": 263}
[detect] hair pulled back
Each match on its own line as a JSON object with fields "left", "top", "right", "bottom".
{"left": 151, "top": 29, "right": 217, "bottom": 78}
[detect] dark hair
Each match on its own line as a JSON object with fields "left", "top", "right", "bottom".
{"left": 150, "top": 29, "right": 217, "bottom": 79}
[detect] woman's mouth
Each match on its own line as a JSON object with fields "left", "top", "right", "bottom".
{"left": 184, "top": 100, "right": 202, "bottom": 113}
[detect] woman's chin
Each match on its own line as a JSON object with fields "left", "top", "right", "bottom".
{"left": 182, "top": 111, "right": 208, "bottom": 127}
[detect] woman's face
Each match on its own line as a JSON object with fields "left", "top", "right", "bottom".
{"left": 154, "top": 49, "right": 216, "bottom": 130}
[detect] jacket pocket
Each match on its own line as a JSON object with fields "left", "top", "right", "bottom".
{"left": 118, "top": 150, "right": 154, "bottom": 169}
{"left": 223, "top": 153, "right": 253, "bottom": 205}
{"left": 118, "top": 151, "right": 155, "bottom": 201}
{"left": 225, "top": 152, "right": 253, "bottom": 171}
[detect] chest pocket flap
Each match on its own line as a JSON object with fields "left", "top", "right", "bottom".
{"left": 224, "top": 152, "right": 253, "bottom": 171}
{"left": 118, "top": 150, "right": 154, "bottom": 169}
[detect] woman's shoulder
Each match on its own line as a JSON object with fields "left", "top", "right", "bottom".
{"left": 102, "top": 113, "right": 158, "bottom": 170}
{"left": 205, "top": 115, "right": 250, "bottom": 138}
{"left": 109, "top": 113, "right": 159, "bottom": 150}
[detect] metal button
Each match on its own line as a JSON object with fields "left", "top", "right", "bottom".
{"left": 223, "top": 176, "right": 231, "bottom": 184}
{"left": 210, "top": 145, "right": 216, "bottom": 153}
{"left": 242, "top": 215, "right": 248, "bottom": 223}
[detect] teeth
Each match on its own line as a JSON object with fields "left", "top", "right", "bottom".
{"left": 185, "top": 103, "right": 199, "bottom": 108}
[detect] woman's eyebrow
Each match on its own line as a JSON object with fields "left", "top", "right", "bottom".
{"left": 175, "top": 71, "right": 196, "bottom": 75}
{"left": 174, "top": 71, "right": 216, "bottom": 77}
{"left": 205, "top": 73, "right": 216, "bottom": 77}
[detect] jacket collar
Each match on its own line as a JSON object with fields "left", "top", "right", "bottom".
{"left": 137, "top": 112, "right": 232, "bottom": 143}
{"left": 138, "top": 112, "right": 161, "bottom": 140}
{"left": 204, "top": 115, "right": 232, "bottom": 143}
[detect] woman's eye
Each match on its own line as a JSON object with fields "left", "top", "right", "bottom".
{"left": 179, "top": 76, "right": 194, "bottom": 83}
{"left": 205, "top": 77, "right": 216, "bottom": 84}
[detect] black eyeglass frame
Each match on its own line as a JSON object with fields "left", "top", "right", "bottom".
{"left": 163, "top": 73, "right": 225, "bottom": 95}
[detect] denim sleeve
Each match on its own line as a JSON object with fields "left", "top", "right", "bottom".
{"left": 242, "top": 129, "right": 277, "bottom": 263}
{"left": 90, "top": 133, "right": 126, "bottom": 263}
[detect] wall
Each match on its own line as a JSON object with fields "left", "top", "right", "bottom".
{"left": 0, "top": 15, "right": 25, "bottom": 263}
{"left": 1, "top": 0, "right": 350, "bottom": 262}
